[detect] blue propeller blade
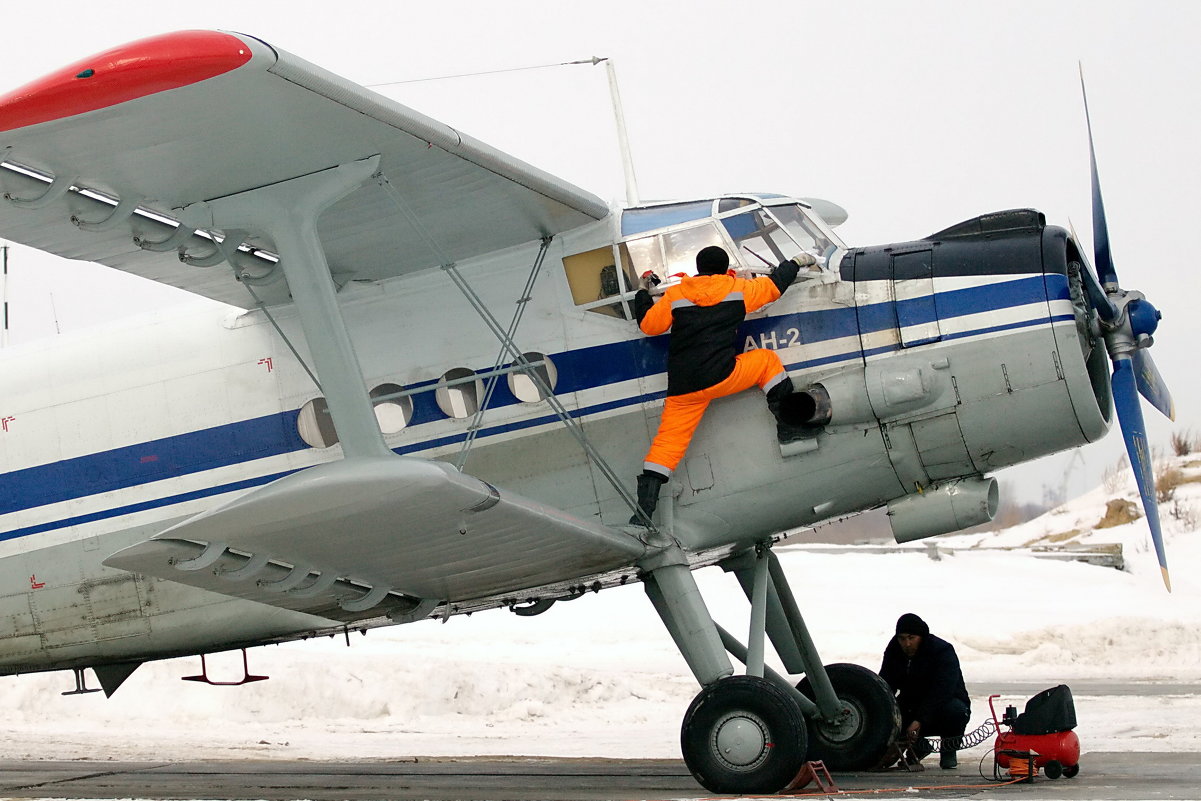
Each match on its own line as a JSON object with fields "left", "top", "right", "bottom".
{"left": 1073, "top": 243, "right": 1119, "bottom": 323}
{"left": 1133, "top": 349, "right": 1175, "bottom": 421}
{"left": 1080, "top": 66, "right": 1118, "bottom": 288}
{"left": 1112, "top": 356, "right": 1171, "bottom": 591}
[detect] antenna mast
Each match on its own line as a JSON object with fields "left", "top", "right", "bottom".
{"left": 600, "top": 58, "right": 640, "bottom": 207}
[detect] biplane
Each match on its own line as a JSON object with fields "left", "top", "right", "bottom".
{"left": 0, "top": 31, "right": 1172, "bottom": 794}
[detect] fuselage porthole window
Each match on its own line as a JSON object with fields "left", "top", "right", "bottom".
{"left": 370, "top": 383, "right": 413, "bottom": 434}
{"left": 436, "top": 368, "right": 483, "bottom": 419}
{"left": 508, "top": 353, "right": 557, "bottom": 403}
{"left": 297, "top": 397, "right": 338, "bottom": 448}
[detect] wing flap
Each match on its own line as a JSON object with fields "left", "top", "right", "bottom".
{"left": 104, "top": 457, "right": 646, "bottom": 620}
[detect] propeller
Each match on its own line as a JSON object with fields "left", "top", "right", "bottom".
{"left": 1078, "top": 67, "right": 1174, "bottom": 590}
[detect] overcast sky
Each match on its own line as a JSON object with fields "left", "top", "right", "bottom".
{"left": 0, "top": 0, "right": 1196, "bottom": 502}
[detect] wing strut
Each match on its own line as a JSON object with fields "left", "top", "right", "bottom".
{"left": 190, "top": 155, "right": 391, "bottom": 459}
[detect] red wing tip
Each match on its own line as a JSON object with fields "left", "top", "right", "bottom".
{"left": 0, "top": 30, "right": 255, "bottom": 133}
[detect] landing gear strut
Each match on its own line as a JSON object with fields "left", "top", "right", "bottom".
{"left": 797, "top": 663, "right": 900, "bottom": 770}
{"left": 642, "top": 542, "right": 899, "bottom": 794}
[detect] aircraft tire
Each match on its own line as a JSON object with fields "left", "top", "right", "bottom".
{"left": 796, "top": 663, "right": 900, "bottom": 770}
{"left": 680, "top": 675, "right": 808, "bottom": 794}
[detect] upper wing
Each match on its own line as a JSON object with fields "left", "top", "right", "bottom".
{"left": 0, "top": 31, "right": 609, "bottom": 307}
{"left": 104, "top": 456, "right": 648, "bottom": 623}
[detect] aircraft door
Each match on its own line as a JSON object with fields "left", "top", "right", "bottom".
{"left": 892, "top": 249, "right": 941, "bottom": 347}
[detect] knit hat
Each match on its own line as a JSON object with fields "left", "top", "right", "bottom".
{"left": 696, "top": 245, "right": 730, "bottom": 275}
{"left": 896, "top": 613, "right": 929, "bottom": 637}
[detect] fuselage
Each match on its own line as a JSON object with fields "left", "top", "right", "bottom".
{"left": 0, "top": 196, "right": 1111, "bottom": 674}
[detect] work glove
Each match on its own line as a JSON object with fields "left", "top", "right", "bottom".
{"left": 639, "top": 270, "right": 662, "bottom": 291}
{"left": 790, "top": 252, "right": 818, "bottom": 269}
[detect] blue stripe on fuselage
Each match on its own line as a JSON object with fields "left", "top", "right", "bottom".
{"left": 0, "top": 274, "right": 1065, "bottom": 529}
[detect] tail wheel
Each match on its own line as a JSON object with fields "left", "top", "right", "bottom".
{"left": 797, "top": 663, "right": 900, "bottom": 770}
{"left": 680, "top": 675, "right": 808, "bottom": 795}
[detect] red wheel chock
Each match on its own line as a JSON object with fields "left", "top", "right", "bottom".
{"left": 784, "top": 760, "right": 838, "bottom": 793}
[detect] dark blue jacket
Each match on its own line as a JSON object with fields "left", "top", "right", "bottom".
{"left": 879, "top": 633, "right": 970, "bottom": 729}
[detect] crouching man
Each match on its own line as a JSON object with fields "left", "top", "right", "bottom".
{"left": 879, "top": 612, "right": 971, "bottom": 769}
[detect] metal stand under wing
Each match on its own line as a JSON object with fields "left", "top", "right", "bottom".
{"left": 105, "top": 456, "right": 647, "bottom": 622}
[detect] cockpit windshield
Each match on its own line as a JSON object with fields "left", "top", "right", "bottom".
{"left": 560, "top": 197, "right": 844, "bottom": 320}
{"left": 620, "top": 199, "right": 843, "bottom": 285}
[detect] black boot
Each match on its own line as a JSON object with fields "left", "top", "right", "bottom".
{"left": 629, "top": 471, "right": 666, "bottom": 525}
{"left": 765, "top": 376, "right": 806, "bottom": 443}
{"left": 939, "top": 737, "right": 959, "bottom": 769}
{"left": 765, "top": 375, "right": 794, "bottom": 415}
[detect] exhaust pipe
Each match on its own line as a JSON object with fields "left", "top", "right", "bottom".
{"left": 887, "top": 477, "right": 999, "bottom": 543}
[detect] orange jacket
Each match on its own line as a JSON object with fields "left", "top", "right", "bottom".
{"left": 635, "top": 271, "right": 790, "bottom": 395}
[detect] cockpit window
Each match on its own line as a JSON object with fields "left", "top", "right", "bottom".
{"left": 764, "top": 204, "right": 838, "bottom": 261}
{"left": 716, "top": 198, "right": 755, "bottom": 214}
{"left": 562, "top": 246, "right": 635, "bottom": 318}
{"left": 621, "top": 222, "right": 726, "bottom": 283}
{"left": 721, "top": 205, "right": 836, "bottom": 269}
{"left": 612, "top": 199, "right": 844, "bottom": 296}
{"left": 721, "top": 209, "right": 793, "bottom": 267}
{"left": 621, "top": 201, "right": 712, "bottom": 237}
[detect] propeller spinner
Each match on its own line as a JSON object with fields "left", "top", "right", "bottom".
{"left": 1078, "top": 68, "right": 1175, "bottom": 590}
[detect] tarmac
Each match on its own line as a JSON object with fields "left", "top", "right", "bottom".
{"left": 0, "top": 752, "right": 1197, "bottom": 801}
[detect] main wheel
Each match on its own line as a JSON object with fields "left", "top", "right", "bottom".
{"left": 680, "top": 675, "right": 808, "bottom": 794}
{"left": 797, "top": 663, "right": 901, "bottom": 770}
{"left": 1063, "top": 763, "right": 1080, "bottom": 778}
{"left": 1044, "top": 759, "right": 1063, "bottom": 779}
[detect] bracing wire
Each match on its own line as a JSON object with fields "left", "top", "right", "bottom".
{"left": 374, "top": 168, "right": 652, "bottom": 527}
{"left": 243, "top": 282, "right": 323, "bottom": 393}
{"left": 366, "top": 57, "right": 605, "bottom": 88}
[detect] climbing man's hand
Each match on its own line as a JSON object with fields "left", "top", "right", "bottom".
{"left": 790, "top": 252, "right": 818, "bottom": 269}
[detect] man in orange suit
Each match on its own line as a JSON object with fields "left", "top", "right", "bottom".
{"left": 629, "top": 244, "right": 813, "bottom": 524}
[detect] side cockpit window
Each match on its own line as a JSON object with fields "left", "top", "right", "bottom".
{"left": 621, "top": 222, "right": 727, "bottom": 285}
{"left": 562, "top": 246, "right": 636, "bottom": 319}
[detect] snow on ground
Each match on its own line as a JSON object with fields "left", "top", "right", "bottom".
{"left": 2, "top": 457, "right": 1199, "bottom": 763}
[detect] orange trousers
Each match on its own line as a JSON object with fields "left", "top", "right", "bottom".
{"left": 644, "top": 348, "right": 787, "bottom": 477}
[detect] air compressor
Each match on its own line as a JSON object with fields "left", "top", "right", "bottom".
{"left": 990, "top": 686, "right": 1081, "bottom": 780}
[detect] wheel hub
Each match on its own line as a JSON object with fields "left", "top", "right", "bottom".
{"left": 712, "top": 712, "right": 770, "bottom": 770}
{"left": 817, "top": 700, "right": 863, "bottom": 745}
